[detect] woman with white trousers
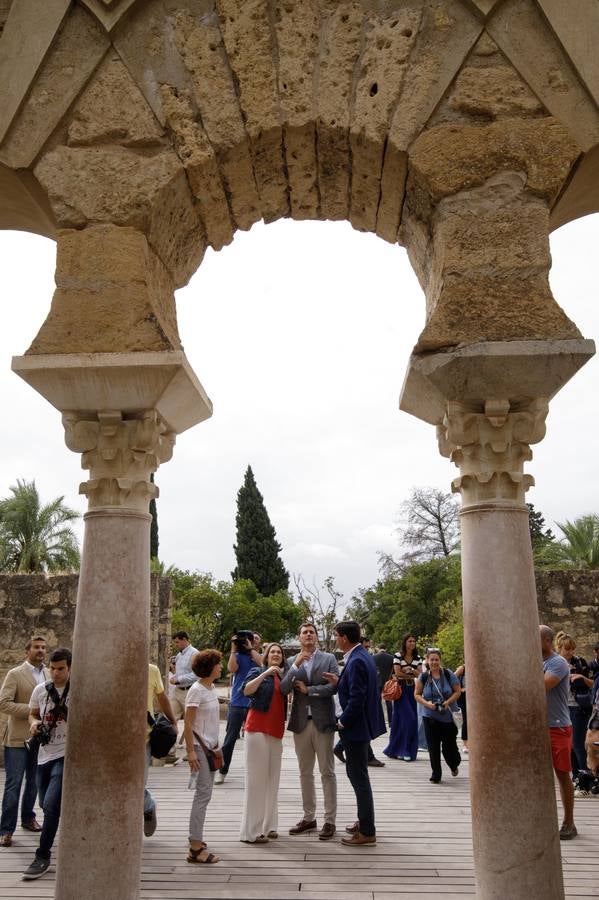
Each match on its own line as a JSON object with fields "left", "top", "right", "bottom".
{"left": 239, "top": 642, "right": 287, "bottom": 843}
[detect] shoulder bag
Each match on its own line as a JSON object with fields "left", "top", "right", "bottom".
{"left": 382, "top": 677, "right": 402, "bottom": 702}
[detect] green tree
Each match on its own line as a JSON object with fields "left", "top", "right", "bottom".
{"left": 527, "top": 502, "right": 555, "bottom": 549}
{"left": 232, "top": 466, "right": 289, "bottom": 594}
{"left": 169, "top": 569, "right": 302, "bottom": 653}
{"left": 347, "top": 556, "right": 462, "bottom": 650}
{"left": 0, "top": 479, "right": 80, "bottom": 573}
{"left": 556, "top": 514, "right": 599, "bottom": 568}
{"left": 149, "top": 472, "right": 159, "bottom": 560}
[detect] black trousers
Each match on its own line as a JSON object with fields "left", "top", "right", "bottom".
{"left": 344, "top": 740, "right": 375, "bottom": 837}
{"left": 423, "top": 717, "right": 461, "bottom": 782}
{"left": 457, "top": 692, "right": 468, "bottom": 742}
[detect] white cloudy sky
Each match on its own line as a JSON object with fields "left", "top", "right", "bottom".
{"left": 1, "top": 215, "right": 598, "bottom": 603}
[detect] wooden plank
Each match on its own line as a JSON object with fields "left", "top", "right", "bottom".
{"left": 0, "top": 733, "right": 597, "bottom": 899}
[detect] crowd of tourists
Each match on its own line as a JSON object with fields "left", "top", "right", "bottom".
{"left": 1, "top": 622, "right": 598, "bottom": 877}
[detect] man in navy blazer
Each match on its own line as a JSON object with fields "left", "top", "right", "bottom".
{"left": 325, "top": 621, "right": 385, "bottom": 845}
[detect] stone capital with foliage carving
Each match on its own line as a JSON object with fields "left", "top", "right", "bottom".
{"left": 62, "top": 409, "right": 175, "bottom": 511}
{"left": 437, "top": 398, "right": 549, "bottom": 508}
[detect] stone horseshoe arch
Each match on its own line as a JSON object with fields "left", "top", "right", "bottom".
{"left": 0, "top": 2, "right": 598, "bottom": 899}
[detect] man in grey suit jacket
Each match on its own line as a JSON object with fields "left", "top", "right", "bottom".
{"left": 280, "top": 622, "right": 339, "bottom": 841}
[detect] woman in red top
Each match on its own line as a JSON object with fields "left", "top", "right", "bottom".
{"left": 239, "top": 642, "right": 287, "bottom": 843}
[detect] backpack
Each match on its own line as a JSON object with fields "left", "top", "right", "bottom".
{"left": 147, "top": 712, "right": 177, "bottom": 759}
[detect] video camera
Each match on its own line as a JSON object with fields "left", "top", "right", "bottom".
{"left": 232, "top": 630, "right": 255, "bottom": 654}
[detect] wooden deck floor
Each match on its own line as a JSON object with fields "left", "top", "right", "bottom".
{"left": 1, "top": 734, "right": 598, "bottom": 899}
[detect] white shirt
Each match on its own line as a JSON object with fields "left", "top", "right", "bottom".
{"left": 24, "top": 661, "right": 46, "bottom": 685}
{"left": 292, "top": 652, "right": 317, "bottom": 716}
{"left": 343, "top": 644, "right": 359, "bottom": 665}
{"left": 29, "top": 681, "right": 69, "bottom": 765}
{"left": 185, "top": 682, "right": 220, "bottom": 750}
{"left": 174, "top": 644, "right": 199, "bottom": 688}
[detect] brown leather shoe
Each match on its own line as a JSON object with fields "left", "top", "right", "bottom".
{"left": 289, "top": 819, "right": 317, "bottom": 835}
{"left": 345, "top": 821, "right": 359, "bottom": 834}
{"left": 319, "top": 823, "right": 336, "bottom": 841}
{"left": 22, "top": 819, "right": 42, "bottom": 833}
{"left": 368, "top": 758, "right": 385, "bottom": 767}
{"left": 0, "top": 834, "right": 12, "bottom": 847}
{"left": 341, "top": 832, "right": 376, "bottom": 846}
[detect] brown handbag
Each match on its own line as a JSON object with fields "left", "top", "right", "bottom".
{"left": 382, "top": 677, "right": 402, "bottom": 702}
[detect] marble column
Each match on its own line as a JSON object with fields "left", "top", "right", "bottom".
{"left": 439, "top": 398, "right": 563, "bottom": 899}
{"left": 399, "top": 339, "right": 595, "bottom": 900}
{"left": 53, "top": 409, "right": 175, "bottom": 900}
{"left": 12, "top": 350, "right": 213, "bottom": 900}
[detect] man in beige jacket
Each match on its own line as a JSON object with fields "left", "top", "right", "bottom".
{"left": 0, "top": 636, "right": 48, "bottom": 847}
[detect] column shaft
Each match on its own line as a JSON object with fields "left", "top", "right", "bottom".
{"left": 461, "top": 504, "right": 564, "bottom": 899}
{"left": 54, "top": 508, "right": 150, "bottom": 900}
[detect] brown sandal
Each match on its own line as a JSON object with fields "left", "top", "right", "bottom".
{"left": 187, "top": 845, "right": 219, "bottom": 864}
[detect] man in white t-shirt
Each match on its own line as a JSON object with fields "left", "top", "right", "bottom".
{"left": 22, "top": 648, "right": 71, "bottom": 881}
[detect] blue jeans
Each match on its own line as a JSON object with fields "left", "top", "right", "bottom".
{"left": 36, "top": 757, "right": 64, "bottom": 860}
{"left": 144, "top": 743, "right": 154, "bottom": 815}
{"left": 344, "top": 741, "right": 375, "bottom": 837}
{"left": 0, "top": 745, "right": 39, "bottom": 836}
{"left": 220, "top": 705, "right": 248, "bottom": 774}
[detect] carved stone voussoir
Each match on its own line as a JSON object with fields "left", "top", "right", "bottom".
{"left": 62, "top": 409, "right": 175, "bottom": 511}
{"left": 439, "top": 397, "right": 549, "bottom": 507}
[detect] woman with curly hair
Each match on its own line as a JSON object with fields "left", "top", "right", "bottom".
{"left": 239, "top": 642, "right": 288, "bottom": 844}
{"left": 184, "top": 649, "right": 223, "bottom": 865}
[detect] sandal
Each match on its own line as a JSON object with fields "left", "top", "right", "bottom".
{"left": 187, "top": 845, "right": 219, "bottom": 864}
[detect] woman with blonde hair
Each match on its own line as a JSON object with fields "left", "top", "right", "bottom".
{"left": 239, "top": 642, "right": 288, "bottom": 843}
{"left": 556, "top": 631, "right": 593, "bottom": 790}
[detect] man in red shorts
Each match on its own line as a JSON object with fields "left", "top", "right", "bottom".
{"left": 540, "top": 625, "right": 577, "bottom": 840}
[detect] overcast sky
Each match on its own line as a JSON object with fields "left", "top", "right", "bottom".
{"left": 1, "top": 214, "right": 598, "bottom": 603}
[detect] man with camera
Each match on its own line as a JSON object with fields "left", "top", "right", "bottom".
{"left": 0, "top": 636, "right": 48, "bottom": 847}
{"left": 22, "top": 647, "right": 71, "bottom": 880}
{"left": 280, "top": 622, "right": 339, "bottom": 840}
{"left": 215, "top": 630, "right": 263, "bottom": 784}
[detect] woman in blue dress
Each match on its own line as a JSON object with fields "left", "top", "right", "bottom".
{"left": 383, "top": 634, "right": 422, "bottom": 761}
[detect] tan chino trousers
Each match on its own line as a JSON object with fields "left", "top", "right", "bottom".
{"left": 293, "top": 719, "right": 337, "bottom": 825}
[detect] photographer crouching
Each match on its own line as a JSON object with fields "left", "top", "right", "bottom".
{"left": 215, "top": 631, "right": 263, "bottom": 785}
{"left": 22, "top": 648, "right": 71, "bottom": 881}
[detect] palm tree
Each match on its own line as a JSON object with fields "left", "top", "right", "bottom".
{"left": 0, "top": 479, "right": 80, "bottom": 572}
{"left": 556, "top": 514, "right": 599, "bottom": 569}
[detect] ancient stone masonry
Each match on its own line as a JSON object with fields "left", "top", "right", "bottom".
{"left": 0, "top": 573, "right": 173, "bottom": 683}
{"left": 2, "top": 4, "right": 599, "bottom": 899}
{"left": 536, "top": 569, "right": 599, "bottom": 659}
{"left": 0, "top": 1, "right": 598, "bottom": 356}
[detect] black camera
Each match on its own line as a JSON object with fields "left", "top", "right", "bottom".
{"left": 233, "top": 630, "right": 255, "bottom": 654}
{"left": 24, "top": 723, "right": 53, "bottom": 753}
{"left": 434, "top": 702, "right": 445, "bottom": 713}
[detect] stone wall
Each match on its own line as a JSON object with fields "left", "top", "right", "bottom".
{"left": 0, "top": 572, "right": 172, "bottom": 683}
{"left": 536, "top": 570, "right": 599, "bottom": 658}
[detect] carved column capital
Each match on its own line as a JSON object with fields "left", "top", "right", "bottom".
{"left": 438, "top": 398, "right": 549, "bottom": 508}
{"left": 62, "top": 409, "right": 176, "bottom": 511}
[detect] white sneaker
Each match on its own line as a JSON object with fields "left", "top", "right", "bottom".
{"left": 214, "top": 772, "right": 225, "bottom": 785}
{"left": 574, "top": 788, "right": 591, "bottom": 799}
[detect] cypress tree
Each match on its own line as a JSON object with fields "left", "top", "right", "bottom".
{"left": 150, "top": 472, "right": 159, "bottom": 559}
{"left": 232, "top": 465, "right": 289, "bottom": 595}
